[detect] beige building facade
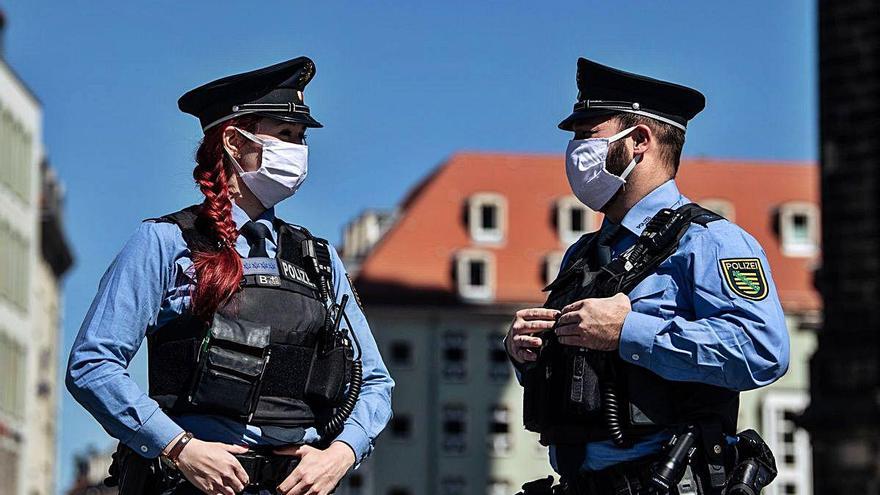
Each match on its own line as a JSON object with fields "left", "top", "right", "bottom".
{"left": 0, "top": 21, "right": 73, "bottom": 495}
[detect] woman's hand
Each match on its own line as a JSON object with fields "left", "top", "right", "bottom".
{"left": 175, "top": 438, "right": 250, "bottom": 495}
{"left": 273, "top": 442, "right": 356, "bottom": 495}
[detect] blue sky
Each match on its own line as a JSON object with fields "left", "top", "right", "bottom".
{"left": 2, "top": 1, "right": 816, "bottom": 492}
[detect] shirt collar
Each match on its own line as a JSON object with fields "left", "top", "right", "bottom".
{"left": 231, "top": 201, "right": 277, "bottom": 246}
{"left": 605, "top": 180, "right": 688, "bottom": 237}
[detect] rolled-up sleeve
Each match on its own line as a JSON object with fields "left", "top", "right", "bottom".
{"left": 618, "top": 223, "right": 790, "bottom": 391}
{"left": 328, "top": 246, "right": 394, "bottom": 466}
{"left": 65, "top": 222, "right": 183, "bottom": 458}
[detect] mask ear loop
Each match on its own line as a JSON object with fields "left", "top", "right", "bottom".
{"left": 619, "top": 154, "right": 642, "bottom": 182}
{"left": 615, "top": 126, "right": 643, "bottom": 186}
{"left": 234, "top": 127, "right": 266, "bottom": 146}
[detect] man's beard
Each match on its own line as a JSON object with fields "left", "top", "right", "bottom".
{"left": 599, "top": 140, "right": 632, "bottom": 212}
{"left": 605, "top": 139, "right": 632, "bottom": 176}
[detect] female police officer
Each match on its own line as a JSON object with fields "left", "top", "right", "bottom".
{"left": 66, "top": 57, "right": 394, "bottom": 495}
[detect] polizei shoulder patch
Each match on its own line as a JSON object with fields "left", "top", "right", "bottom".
{"left": 719, "top": 258, "right": 769, "bottom": 300}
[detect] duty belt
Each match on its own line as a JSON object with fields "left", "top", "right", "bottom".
{"left": 562, "top": 457, "right": 662, "bottom": 495}
{"left": 232, "top": 450, "right": 300, "bottom": 489}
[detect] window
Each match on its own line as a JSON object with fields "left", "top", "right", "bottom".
{"left": 488, "top": 480, "right": 510, "bottom": 495}
{"left": 488, "top": 334, "right": 510, "bottom": 382}
{"left": 389, "top": 340, "right": 413, "bottom": 368}
{"left": 0, "top": 218, "right": 30, "bottom": 311}
{"left": 390, "top": 414, "right": 412, "bottom": 440}
{"left": 0, "top": 330, "right": 25, "bottom": 418}
{"left": 455, "top": 250, "right": 495, "bottom": 301}
{"left": 468, "top": 193, "right": 507, "bottom": 244}
{"left": 441, "top": 476, "right": 467, "bottom": 495}
{"left": 556, "top": 196, "right": 595, "bottom": 244}
{"left": 700, "top": 198, "right": 736, "bottom": 221}
{"left": 0, "top": 104, "right": 34, "bottom": 203}
{"left": 544, "top": 251, "right": 565, "bottom": 286}
{"left": 488, "top": 405, "right": 511, "bottom": 456}
{"left": 778, "top": 202, "right": 819, "bottom": 257}
{"left": 442, "top": 331, "right": 467, "bottom": 381}
{"left": 761, "top": 391, "right": 812, "bottom": 495}
{"left": 442, "top": 404, "right": 467, "bottom": 454}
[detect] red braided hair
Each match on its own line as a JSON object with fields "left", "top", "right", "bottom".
{"left": 189, "top": 115, "right": 261, "bottom": 319}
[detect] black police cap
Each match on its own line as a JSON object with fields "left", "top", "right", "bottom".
{"left": 178, "top": 56, "right": 323, "bottom": 132}
{"left": 559, "top": 58, "right": 705, "bottom": 132}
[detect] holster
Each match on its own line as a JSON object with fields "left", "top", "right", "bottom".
{"left": 105, "top": 443, "right": 166, "bottom": 495}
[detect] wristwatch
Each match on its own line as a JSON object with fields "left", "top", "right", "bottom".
{"left": 160, "top": 431, "right": 194, "bottom": 470}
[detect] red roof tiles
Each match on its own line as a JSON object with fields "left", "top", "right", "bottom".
{"left": 355, "top": 152, "right": 819, "bottom": 312}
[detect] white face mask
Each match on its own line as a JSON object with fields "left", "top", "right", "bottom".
{"left": 225, "top": 127, "right": 309, "bottom": 209}
{"left": 565, "top": 126, "right": 641, "bottom": 211}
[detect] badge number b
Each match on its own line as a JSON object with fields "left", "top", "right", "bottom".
{"left": 719, "top": 258, "right": 768, "bottom": 301}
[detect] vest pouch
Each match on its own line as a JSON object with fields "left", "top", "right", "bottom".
{"left": 304, "top": 340, "right": 352, "bottom": 406}
{"left": 561, "top": 348, "right": 603, "bottom": 416}
{"left": 188, "top": 314, "right": 271, "bottom": 419}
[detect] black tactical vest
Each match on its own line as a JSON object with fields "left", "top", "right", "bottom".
{"left": 523, "top": 203, "right": 740, "bottom": 447}
{"left": 146, "top": 205, "right": 346, "bottom": 428}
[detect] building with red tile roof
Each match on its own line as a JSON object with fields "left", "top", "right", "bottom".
{"left": 338, "top": 153, "right": 819, "bottom": 495}
{"left": 351, "top": 152, "right": 819, "bottom": 313}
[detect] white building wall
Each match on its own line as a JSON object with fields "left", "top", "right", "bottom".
{"left": 0, "top": 58, "right": 49, "bottom": 495}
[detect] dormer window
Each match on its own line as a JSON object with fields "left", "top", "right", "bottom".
{"left": 700, "top": 198, "right": 736, "bottom": 222}
{"left": 556, "top": 196, "right": 594, "bottom": 244}
{"left": 468, "top": 193, "right": 507, "bottom": 244}
{"left": 779, "top": 202, "right": 819, "bottom": 257}
{"left": 455, "top": 250, "right": 495, "bottom": 301}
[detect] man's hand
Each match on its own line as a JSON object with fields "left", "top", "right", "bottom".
{"left": 555, "top": 293, "right": 631, "bottom": 351}
{"left": 274, "top": 441, "right": 356, "bottom": 495}
{"left": 506, "top": 308, "right": 561, "bottom": 364}
{"left": 174, "top": 438, "right": 250, "bottom": 495}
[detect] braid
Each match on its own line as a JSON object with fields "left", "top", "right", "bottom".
{"left": 189, "top": 115, "right": 260, "bottom": 319}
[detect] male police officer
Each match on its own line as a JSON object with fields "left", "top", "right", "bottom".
{"left": 505, "top": 59, "right": 789, "bottom": 494}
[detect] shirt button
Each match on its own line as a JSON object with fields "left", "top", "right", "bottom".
{"left": 140, "top": 445, "right": 149, "bottom": 453}
{"left": 631, "top": 354, "right": 640, "bottom": 361}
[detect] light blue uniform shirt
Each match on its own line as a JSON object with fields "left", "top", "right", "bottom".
{"left": 546, "top": 179, "right": 789, "bottom": 473}
{"left": 66, "top": 202, "right": 394, "bottom": 465}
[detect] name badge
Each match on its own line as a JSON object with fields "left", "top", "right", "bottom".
{"left": 255, "top": 274, "right": 282, "bottom": 287}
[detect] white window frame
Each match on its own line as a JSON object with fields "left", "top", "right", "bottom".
{"left": 556, "top": 196, "right": 595, "bottom": 245}
{"left": 488, "top": 405, "right": 512, "bottom": 457}
{"left": 487, "top": 333, "right": 510, "bottom": 383}
{"left": 761, "top": 390, "right": 812, "bottom": 495}
{"left": 441, "top": 476, "right": 467, "bottom": 495}
{"left": 388, "top": 339, "right": 414, "bottom": 369}
{"left": 455, "top": 250, "right": 495, "bottom": 302}
{"left": 487, "top": 479, "right": 510, "bottom": 495}
{"left": 468, "top": 193, "right": 507, "bottom": 244}
{"left": 441, "top": 404, "right": 468, "bottom": 455}
{"left": 700, "top": 198, "right": 736, "bottom": 222}
{"left": 544, "top": 251, "right": 565, "bottom": 286}
{"left": 779, "top": 202, "right": 819, "bottom": 257}
{"left": 442, "top": 331, "right": 468, "bottom": 382}
{"left": 389, "top": 412, "right": 413, "bottom": 441}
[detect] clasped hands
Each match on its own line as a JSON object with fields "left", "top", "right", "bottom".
{"left": 505, "top": 293, "right": 631, "bottom": 363}
{"left": 173, "top": 436, "right": 355, "bottom": 495}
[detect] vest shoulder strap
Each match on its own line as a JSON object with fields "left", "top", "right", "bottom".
{"left": 598, "top": 202, "right": 722, "bottom": 296}
{"left": 144, "top": 204, "right": 216, "bottom": 252}
{"left": 273, "top": 217, "right": 335, "bottom": 299}
{"left": 144, "top": 206, "right": 335, "bottom": 284}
